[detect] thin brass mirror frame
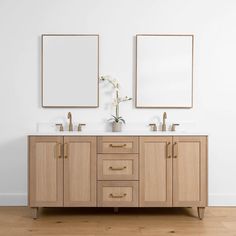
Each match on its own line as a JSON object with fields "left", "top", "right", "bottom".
{"left": 41, "top": 34, "right": 99, "bottom": 108}
{"left": 135, "top": 34, "right": 194, "bottom": 109}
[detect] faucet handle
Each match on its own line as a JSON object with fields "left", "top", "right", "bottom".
{"left": 171, "top": 123, "right": 180, "bottom": 131}
{"left": 56, "top": 123, "right": 64, "bottom": 132}
{"left": 149, "top": 123, "right": 157, "bottom": 131}
{"left": 78, "top": 123, "right": 86, "bottom": 132}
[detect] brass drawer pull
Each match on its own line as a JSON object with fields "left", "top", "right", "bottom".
{"left": 109, "top": 144, "right": 127, "bottom": 148}
{"left": 109, "top": 193, "right": 127, "bottom": 198}
{"left": 109, "top": 166, "right": 127, "bottom": 171}
{"left": 173, "top": 142, "right": 178, "bottom": 158}
{"left": 64, "top": 143, "right": 69, "bottom": 159}
{"left": 166, "top": 142, "right": 171, "bottom": 158}
{"left": 57, "top": 143, "right": 62, "bottom": 158}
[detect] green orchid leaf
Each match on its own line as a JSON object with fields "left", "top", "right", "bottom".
{"left": 120, "top": 118, "right": 126, "bottom": 124}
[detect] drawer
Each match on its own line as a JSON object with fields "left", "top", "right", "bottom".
{"left": 97, "top": 181, "right": 138, "bottom": 207}
{"left": 97, "top": 154, "right": 138, "bottom": 180}
{"left": 98, "top": 137, "right": 138, "bottom": 154}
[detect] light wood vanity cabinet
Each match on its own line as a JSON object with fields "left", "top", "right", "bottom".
{"left": 29, "top": 136, "right": 96, "bottom": 218}
{"left": 29, "top": 135, "right": 207, "bottom": 219}
{"left": 97, "top": 136, "right": 139, "bottom": 207}
{"left": 140, "top": 136, "right": 207, "bottom": 217}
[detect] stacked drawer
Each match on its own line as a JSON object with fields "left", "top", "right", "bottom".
{"left": 97, "top": 137, "right": 139, "bottom": 207}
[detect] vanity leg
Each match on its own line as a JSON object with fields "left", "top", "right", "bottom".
{"left": 197, "top": 207, "right": 205, "bottom": 220}
{"left": 113, "top": 207, "right": 119, "bottom": 213}
{"left": 31, "top": 207, "right": 39, "bottom": 219}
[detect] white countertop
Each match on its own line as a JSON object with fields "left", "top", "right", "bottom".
{"left": 28, "top": 130, "right": 208, "bottom": 136}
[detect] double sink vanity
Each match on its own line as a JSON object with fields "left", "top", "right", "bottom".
{"left": 28, "top": 113, "right": 208, "bottom": 220}
{"left": 28, "top": 34, "right": 207, "bottom": 220}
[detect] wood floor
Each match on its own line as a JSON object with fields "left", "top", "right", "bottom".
{"left": 0, "top": 207, "right": 236, "bottom": 236}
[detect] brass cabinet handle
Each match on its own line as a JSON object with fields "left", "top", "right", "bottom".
{"left": 64, "top": 143, "right": 69, "bottom": 159}
{"left": 109, "top": 193, "right": 127, "bottom": 198}
{"left": 57, "top": 143, "right": 62, "bottom": 158}
{"left": 173, "top": 142, "right": 178, "bottom": 158}
{"left": 109, "top": 166, "right": 127, "bottom": 171}
{"left": 109, "top": 144, "right": 127, "bottom": 148}
{"left": 166, "top": 142, "right": 171, "bottom": 158}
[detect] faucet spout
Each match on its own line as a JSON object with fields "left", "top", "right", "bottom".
{"left": 162, "top": 112, "right": 167, "bottom": 131}
{"left": 67, "top": 112, "right": 73, "bottom": 131}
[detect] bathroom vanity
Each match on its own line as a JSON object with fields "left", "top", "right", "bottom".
{"left": 30, "top": 33, "right": 202, "bottom": 219}
{"left": 28, "top": 132, "right": 208, "bottom": 219}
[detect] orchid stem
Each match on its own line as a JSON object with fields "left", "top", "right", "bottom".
{"left": 116, "top": 90, "right": 119, "bottom": 118}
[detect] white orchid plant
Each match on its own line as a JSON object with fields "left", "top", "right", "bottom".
{"left": 100, "top": 75, "right": 132, "bottom": 124}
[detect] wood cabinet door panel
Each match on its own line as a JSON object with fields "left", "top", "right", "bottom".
{"left": 140, "top": 137, "right": 172, "bottom": 207}
{"left": 29, "top": 136, "right": 63, "bottom": 207}
{"left": 64, "top": 136, "right": 96, "bottom": 206}
{"left": 173, "top": 136, "right": 207, "bottom": 207}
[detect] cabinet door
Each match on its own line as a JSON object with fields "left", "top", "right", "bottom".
{"left": 173, "top": 136, "right": 207, "bottom": 207}
{"left": 29, "top": 136, "right": 63, "bottom": 207}
{"left": 64, "top": 137, "right": 96, "bottom": 206}
{"left": 140, "top": 137, "right": 172, "bottom": 207}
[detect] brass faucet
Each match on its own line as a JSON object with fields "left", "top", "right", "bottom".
{"left": 171, "top": 123, "right": 180, "bottom": 131}
{"left": 56, "top": 123, "right": 64, "bottom": 131}
{"left": 78, "top": 123, "right": 86, "bottom": 132}
{"left": 162, "top": 112, "right": 167, "bottom": 131}
{"left": 149, "top": 123, "right": 157, "bottom": 131}
{"left": 67, "top": 112, "right": 73, "bottom": 131}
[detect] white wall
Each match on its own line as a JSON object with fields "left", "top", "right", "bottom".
{"left": 0, "top": 0, "right": 236, "bottom": 206}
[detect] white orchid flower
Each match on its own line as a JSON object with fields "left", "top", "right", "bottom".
{"left": 100, "top": 75, "right": 118, "bottom": 88}
{"left": 112, "top": 78, "right": 118, "bottom": 84}
{"left": 100, "top": 75, "right": 111, "bottom": 81}
{"left": 100, "top": 75, "right": 132, "bottom": 121}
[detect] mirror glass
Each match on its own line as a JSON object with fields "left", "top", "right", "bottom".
{"left": 42, "top": 34, "right": 99, "bottom": 107}
{"left": 136, "top": 35, "right": 193, "bottom": 108}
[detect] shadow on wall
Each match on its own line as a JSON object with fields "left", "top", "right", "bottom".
{"left": 38, "top": 35, "right": 42, "bottom": 109}
{"left": 132, "top": 36, "right": 136, "bottom": 109}
{"left": 0, "top": 136, "right": 28, "bottom": 194}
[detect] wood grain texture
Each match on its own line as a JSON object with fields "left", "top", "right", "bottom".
{"left": 28, "top": 135, "right": 208, "bottom": 219}
{"left": 1, "top": 207, "right": 236, "bottom": 235}
{"left": 64, "top": 136, "right": 96, "bottom": 207}
{"left": 97, "top": 154, "right": 139, "bottom": 180}
{"left": 140, "top": 137, "right": 172, "bottom": 207}
{"left": 173, "top": 136, "right": 208, "bottom": 207}
{"left": 98, "top": 181, "right": 138, "bottom": 207}
{"left": 98, "top": 136, "right": 139, "bottom": 154}
{"left": 29, "top": 136, "right": 63, "bottom": 207}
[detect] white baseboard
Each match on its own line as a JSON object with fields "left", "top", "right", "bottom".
{"left": 208, "top": 194, "right": 236, "bottom": 206}
{"left": 0, "top": 193, "right": 27, "bottom": 206}
{"left": 0, "top": 193, "right": 235, "bottom": 207}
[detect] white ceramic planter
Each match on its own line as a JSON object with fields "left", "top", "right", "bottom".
{"left": 112, "top": 122, "right": 122, "bottom": 132}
